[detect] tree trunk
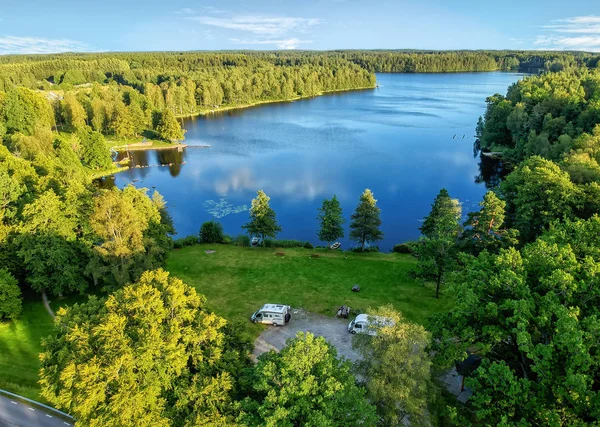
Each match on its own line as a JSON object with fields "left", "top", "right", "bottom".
{"left": 435, "top": 272, "right": 442, "bottom": 299}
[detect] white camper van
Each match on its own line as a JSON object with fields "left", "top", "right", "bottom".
{"left": 251, "top": 304, "right": 291, "bottom": 326}
{"left": 347, "top": 314, "right": 393, "bottom": 336}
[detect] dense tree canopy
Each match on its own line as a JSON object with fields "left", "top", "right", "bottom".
{"left": 353, "top": 306, "right": 432, "bottom": 426}
{"left": 242, "top": 332, "right": 377, "bottom": 426}
{"left": 432, "top": 216, "right": 600, "bottom": 426}
{"left": 40, "top": 269, "right": 237, "bottom": 427}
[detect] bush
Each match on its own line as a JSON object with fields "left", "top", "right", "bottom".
{"left": 222, "top": 234, "right": 233, "bottom": 245}
{"left": 173, "top": 235, "right": 199, "bottom": 249}
{"left": 264, "top": 239, "right": 304, "bottom": 248}
{"left": 234, "top": 235, "right": 251, "bottom": 247}
{"left": 351, "top": 246, "right": 380, "bottom": 253}
{"left": 199, "top": 221, "right": 224, "bottom": 244}
{"left": 393, "top": 243, "right": 411, "bottom": 254}
{"left": 393, "top": 241, "right": 419, "bottom": 255}
{"left": 303, "top": 241, "right": 314, "bottom": 249}
{"left": 0, "top": 269, "right": 22, "bottom": 321}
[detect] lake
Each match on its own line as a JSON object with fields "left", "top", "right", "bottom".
{"left": 104, "top": 72, "right": 524, "bottom": 251}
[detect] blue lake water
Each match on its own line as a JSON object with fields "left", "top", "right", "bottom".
{"left": 106, "top": 72, "right": 524, "bottom": 251}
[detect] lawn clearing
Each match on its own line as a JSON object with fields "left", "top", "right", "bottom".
{"left": 0, "top": 299, "right": 54, "bottom": 401}
{"left": 167, "top": 244, "right": 454, "bottom": 338}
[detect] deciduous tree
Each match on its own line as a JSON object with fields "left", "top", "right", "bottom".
{"left": 40, "top": 269, "right": 235, "bottom": 427}
{"left": 242, "top": 332, "right": 377, "bottom": 426}
{"left": 353, "top": 306, "right": 432, "bottom": 426}
{"left": 243, "top": 190, "right": 281, "bottom": 244}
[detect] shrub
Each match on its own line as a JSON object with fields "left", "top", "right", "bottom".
{"left": 222, "top": 234, "right": 233, "bottom": 245}
{"left": 173, "top": 235, "right": 199, "bottom": 249}
{"left": 234, "top": 235, "right": 251, "bottom": 247}
{"left": 393, "top": 243, "right": 411, "bottom": 254}
{"left": 393, "top": 241, "right": 419, "bottom": 255}
{"left": 351, "top": 246, "right": 380, "bottom": 253}
{"left": 0, "top": 269, "right": 22, "bottom": 321}
{"left": 264, "top": 239, "right": 304, "bottom": 248}
{"left": 199, "top": 221, "right": 224, "bottom": 244}
{"left": 303, "top": 241, "right": 314, "bottom": 249}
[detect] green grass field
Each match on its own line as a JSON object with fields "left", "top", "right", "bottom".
{"left": 167, "top": 244, "right": 454, "bottom": 338}
{"left": 0, "top": 244, "right": 453, "bottom": 400}
{"left": 0, "top": 300, "right": 54, "bottom": 400}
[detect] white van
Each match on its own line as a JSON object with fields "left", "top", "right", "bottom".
{"left": 251, "top": 304, "right": 291, "bottom": 326}
{"left": 347, "top": 314, "right": 394, "bottom": 336}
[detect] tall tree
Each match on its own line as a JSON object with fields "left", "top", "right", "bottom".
{"left": 460, "top": 191, "right": 518, "bottom": 254}
{"left": 242, "top": 332, "right": 377, "bottom": 426}
{"left": 349, "top": 189, "right": 383, "bottom": 250}
{"left": 353, "top": 306, "right": 432, "bottom": 426}
{"left": 156, "top": 109, "right": 184, "bottom": 142}
{"left": 60, "top": 93, "right": 87, "bottom": 131}
{"left": 417, "top": 188, "right": 462, "bottom": 298}
{"left": 78, "top": 128, "right": 113, "bottom": 170}
{"left": 317, "top": 194, "right": 345, "bottom": 245}
{"left": 242, "top": 190, "right": 281, "bottom": 244}
{"left": 40, "top": 269, "right": 236, "bottom": 427}
{"left": 0, "top": 268, "right": 21, "bottom": 320}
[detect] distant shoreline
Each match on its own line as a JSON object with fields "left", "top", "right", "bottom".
{"left": 176, "top": 85, "right": 376, "bottom": 119}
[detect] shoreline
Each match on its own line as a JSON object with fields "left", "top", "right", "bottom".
{"left": 113, "top": 143, "right": 188, "bottom": 152}
{"left": 176, "top": 85, "right": 376, "bottom": 119}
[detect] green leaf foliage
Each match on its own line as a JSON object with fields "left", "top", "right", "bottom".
{"left": 0, "top": 268, "right": 21, "bottom": 320}
{"left": 199, "top": 220, "right": 224, "bottom": 244}
{"left": 242, "top": 190, "right": 281, "bottom": 243}
{"left": 431, "top": 216, "right": 600, "bottom": 426}
{"left": 353, "top": 306, "right": 432, "bottom": 426}
{"left": 349, "top": 189, "right": 383, "bottom": 250}
{"left": 416, "top": 189, "right": 462, "bottom": 298}
{"left": 241, "top": 332, "right": 377, "bottom": 427}
{"left": 317, "top": 194, "right": 345, "bottom": 244}
{"left": 39, "top": 269, "right": 238, "bottom": 427}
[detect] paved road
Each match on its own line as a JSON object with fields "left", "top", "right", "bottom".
{"left": 0, "top": 394, "right": 72, "bottom": 427}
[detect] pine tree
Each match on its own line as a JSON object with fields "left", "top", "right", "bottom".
{"left": 417, "top": 188, "right": 462, "bottom": 298}
{"left": 349, "top": 189, "right": 383, "bottom": 250}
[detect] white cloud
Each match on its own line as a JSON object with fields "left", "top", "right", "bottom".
{"left": 188, "top": 15, "right": 321, "bottom": 36}
{"left": 229, "top": 37, "right": 311, "bottom": 49}
{"left": 0, "top": 36, "right": 92, "bottom": 55}
{"left": 535, "top": 16, "right": 600, "bottom": 51}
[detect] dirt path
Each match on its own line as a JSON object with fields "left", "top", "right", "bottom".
{"left": 42, "top": 292, "right": 55, "bottom": 319}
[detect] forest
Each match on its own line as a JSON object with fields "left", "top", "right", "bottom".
{"left": 2, "top": 50, "right": 600, "bottom": 426}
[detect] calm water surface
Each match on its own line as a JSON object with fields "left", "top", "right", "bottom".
{"left": 106, "top": 73, "right": 523, "bottom": 250}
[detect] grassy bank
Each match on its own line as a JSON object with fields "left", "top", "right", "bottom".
{"left": 167, "top": 244, "right": 453, "bottom": 338}
{"left": 0, "top": 300, "right": 54, "bottom": 401}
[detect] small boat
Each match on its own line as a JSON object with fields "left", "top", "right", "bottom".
{"left": 330, "top": 242, "right": 341, "bottom": 250}
{"left": 251, "top": 237, "right": 260, "bottom": 246}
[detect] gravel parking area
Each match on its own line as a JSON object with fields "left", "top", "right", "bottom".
{"left": 253, "top": 308, "right": 361, "bottom": 362}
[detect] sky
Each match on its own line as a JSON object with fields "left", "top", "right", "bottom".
{"left": 0, "top": 0, "right": 599, "bottom": 54}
